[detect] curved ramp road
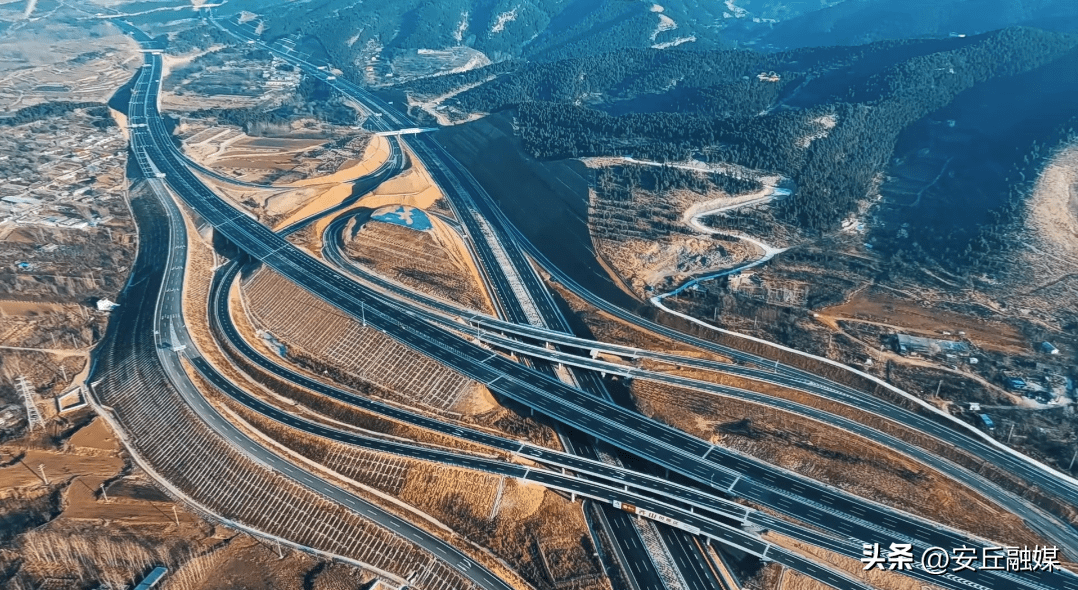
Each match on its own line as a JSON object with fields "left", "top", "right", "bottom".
{"left": 316, "top": 206, "right": 1078, "bottom": 556}
{"left": 188, "top": 337, "right": 875, "bottom": 590}
{"left": 116, "top": 44, "right": 518, "bottom": 590}
{"left": 210, "top": 260, "right": 895, "bottom": 567}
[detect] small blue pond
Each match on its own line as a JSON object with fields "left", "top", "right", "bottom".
{"left": 370, "top": 205, "right": 431, "bottom": 231}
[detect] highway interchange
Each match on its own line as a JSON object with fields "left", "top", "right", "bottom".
{"left": 317, "top": 207, "right": 1078, "bottom": 566}
{"left": 110, "top": 41, "right": 517, "bottom": 590}
{"left": 99, "top": 15, "right": 1078, "bottom": 590}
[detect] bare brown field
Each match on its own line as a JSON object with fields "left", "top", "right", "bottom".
{"left": 632, "top": 381, "right": 1049, "bottom": 547}
{"left": 345, "top": 215, "right": 494, "bottom": 314}
{"left": 60, "top": 472, "right": 201, "bottom": 526}
{"left": 292, "top": 134, "right": 391, "bottom": 187}
{"left": 160, "top": 535, "right": 381, "bottom": 590}
{"left": 0, "top": 448, "right": 122, "bottom": 496}
{"left": 360, "top": 144, "right": 443, "bottom": 210}
{"left": 818, "top": 290, "right": 1027, "bottom": 353}
{"left": 180, "top": 123, "right": 380, "bottom": 189}
{"left": 1027, "top": 143, "right": 1078, "bottom": 261}
{"left": 66, "top": 417, "right": 120, "bottom": 454}
{"left": 213, "top": 156, "right": 295, "bottom": 170}
{"left": 270, "top": 183, "right": 353, "bottom": 231}
{"left": 743, "top": 561, "right": 783, "bottom": 590}
{"left": 778, "top": 570, "right": 830, "bottom": 590}
{"left": 641, "top": 363, "right": 1039, "bottom": 499}
{"left": 262, "top": 185, "right": 339, "bottom": 218}
{"left": 233, "top": 137, "right": 326, "bottom": 151}
{"left": 0, "top": 416, "right": 228, "bottom": 590}
{"left": 0, "top": 28, "right": 141, "bottom": 109}
{"left": 0, "top": 300, "right": 77, "bottom": 316}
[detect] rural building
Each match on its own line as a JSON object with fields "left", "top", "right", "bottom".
{"left": 133, "top": 567, "right": 168, "bottom": 590}
{"left": 1006, "top": 377, "right": 1028, "bottom": 390}
{"left": 1040, "top": 341, "right": 1060, "bottom": 355}
{"left": 893, "top": 333, "right": 970, "bottom": 356}
{"left": 979, "top": 414, "right": 995, "bottom": 430}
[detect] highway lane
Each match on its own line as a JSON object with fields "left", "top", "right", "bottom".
{"left": 211, "top": 17, "right": 731, "bottom": 589}
{"left": 181, "top": 17, "right": 679, "bottom": 588}
{"left": 209, "top": 261, "right": 753, "bottom": 525}
{"left": 318, "top": 209, "right": 1078, "bottom": 558}
{"left": 123, "top": 30, "right": 707, "bottom": 590}
{"left": 125, "top": 20, "right": 1077, "bottom": 590}
{"left": 231, "top": 26, "right": 1078, "bottom": 568}
{"left": 320, "top": 209, "right": 1078, "bottom": 588}
{"left": 145, "top": 41, "right": 1067, "bottom": 590}
{"left": 513, "top": 222, "right": 1078, "bottom": 515}
{"left": 188, "top": 336, "right": 876, "bottom": 590}
{"left": 209, "top": 258, "right": 883, "bottom": 571}
{"left": 657, "top": 529, "right": 732, "bottom": 590}
{"left": 122, "top": 24, "right": 659, "bottom": 590}
{"left": 475, "top": 327, "right": 1078, "bottom": 543}
{"left": 119, "top": 48, "right": 519, "bottom": 590}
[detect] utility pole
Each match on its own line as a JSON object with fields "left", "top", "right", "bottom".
{"left": 100, "top": 483, "right": 109, "bottom": 503}
{"left": 361, "top": 302, "right": 365, "bottom": 326}
{"left": 276, "top": 539, "right": 284, "bottom": 559}
{"left": 934, "top": 380, "right": 942, "bottom": 398}
{"left": 1069, "top": 448, "right": 1077, "bottom": 471}
{"left": 173, "top": 505, "right": 180, "bottom": 526}
{"left": 38, "top": 464, "right": 48, "bottom": 485}
{"left": 1007, "top": 423, "right": 1015, "bottom": 444}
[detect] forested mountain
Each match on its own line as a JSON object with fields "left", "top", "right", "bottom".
{"left": 754, "top": 0, "right": 1078, "bottom": 49}
{"left": 420, "top": 28, "right": 1075, "bottom": 232}
{"left": 396, "top": 26, "right": 1078, "bottom": 273}
{"left": 250, "top": 0, "right": 684, "bottom": 80}
{"left": 221, "top": 0, "right": 1078, "bottom": 82}
{"left": 207, "top": 0, "right": 1078, "bottom": 274}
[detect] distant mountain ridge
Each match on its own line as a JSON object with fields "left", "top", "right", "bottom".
{"left": 217, "top": 0, "right": 1078, "bottom": 85}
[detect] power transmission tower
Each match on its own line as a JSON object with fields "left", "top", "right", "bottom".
{"left": 17, "top": 376, "right": 44, "bottom": 431}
